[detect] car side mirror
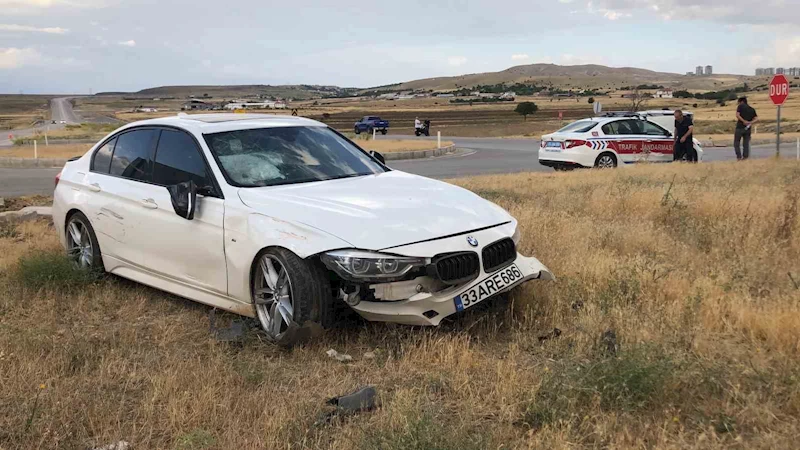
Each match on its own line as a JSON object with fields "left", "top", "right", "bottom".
{"left": 166, "top": 180, "right": 197, "bottom": 220}
{"left": 370, "top": 150, "right": 386, "bottom": 165}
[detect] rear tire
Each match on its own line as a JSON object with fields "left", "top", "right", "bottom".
{"left": 594, "top": 153, "right": 617, "bottom": 169}
{"left": 380, "top": 129, "right": 387, "bottom": 135}
{"left": 354, "top": 127, "right": 361, "bottom": 135}
{"left": 65, "top": 211, "right": 104, "bottom": 273}
{"left": 252, "top": 248, "right": 336, "bottom": 345}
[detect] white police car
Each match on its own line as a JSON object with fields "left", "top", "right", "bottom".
{"left": 538, "top": 111, "right": 703, "bottom": 170}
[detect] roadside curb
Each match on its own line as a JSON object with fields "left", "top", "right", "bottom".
{"left": 0, "top": 157, "right": 68, "bottom": 168}
{"left": 701, "top": 137, "right": 799, "bottom": 148}
{"left": 0, "top": 206, "right": 53, "bottom": 224}
{"left": 383, "top": 144, "right": 458, "bottom": 161}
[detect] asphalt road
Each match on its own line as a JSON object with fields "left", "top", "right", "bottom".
{"left": 0, "top": 135, "right": 790, "bottom": 198}
{"left": 386, "top": 135, "right": 784, "bottom": 178}
{"left": 0, "top": 97, "right": 76, "bottom": 147}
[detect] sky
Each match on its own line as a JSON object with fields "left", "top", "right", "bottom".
{"left": 1, "top": 0, "right": 799, "bottom": 94}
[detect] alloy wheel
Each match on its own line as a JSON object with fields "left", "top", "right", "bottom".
{"left": 66, "top": 219, "right": 93, "bottom": 268}
{"left": 597, "top": 155, "right": 616, "bottom": 168}
{"left": 254, "top": 255, "right": 295, "bottom": 339}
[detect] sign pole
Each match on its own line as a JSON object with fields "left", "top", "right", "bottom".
{"left": 777, "top": 105, "right": 781, "bottom": 158}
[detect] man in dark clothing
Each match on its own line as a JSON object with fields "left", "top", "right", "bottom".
{"left": 674, "top": 110, "right": 696, "bottom": 162}
{"left": 734, "top": 97, "right": 758, "bottom": 160}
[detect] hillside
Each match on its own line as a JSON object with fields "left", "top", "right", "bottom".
{"left": 388, "top": 63, "right": 751, "bottom": 92}
{"left": 98, "top": 84, "right": 356, "bottom": 100}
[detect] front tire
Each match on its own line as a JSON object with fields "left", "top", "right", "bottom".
{"left": 594, "top": 153, "right": 617, "bottom": 169}
{"left": 354, "top": 127, "right": 361, "bottom": 135}
{"left": 380, "top": 129, "right": 387, "bottom": 135}
{"left": 65, "top": 211, "right": 104, "bottom": 272}
{"left": 252, "top": 248, "right": 334, "bottom": 343}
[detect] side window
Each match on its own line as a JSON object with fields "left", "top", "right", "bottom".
{"left": 109, "top": 129, "right": 158, "bottom": 182}
{"left": 642, "top": 121, "right": 669, "bottom": 136}
{"left": 602, "top": 121, "right": 620, "bottom": 135}
{"left": 92, "top": 137, "right": 116, "bottom": 173}
{"left": 152, "top": 129, "right": 212, "bottom": 188}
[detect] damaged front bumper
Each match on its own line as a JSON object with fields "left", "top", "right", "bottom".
{"left": 349, "top": 253, "right": 554, "bottom": 326}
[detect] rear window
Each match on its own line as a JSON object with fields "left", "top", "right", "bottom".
{"left": 556, "top": 121, "right": 597, "bottom": 133}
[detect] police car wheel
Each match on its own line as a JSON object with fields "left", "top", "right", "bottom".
{"left": 595, "top": 153, "right": 617, "bottom": 169}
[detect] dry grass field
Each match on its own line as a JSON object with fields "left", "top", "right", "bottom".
{"left": 0, "top": 143, "right": 91, "bottom": 159}
{"left": 1, "top": 159, "right": 799, "bottom": 449}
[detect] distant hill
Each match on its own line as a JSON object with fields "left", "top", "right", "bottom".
{"left": 98, "top": 84, "right": 357, "bottom": 100}
{"left": 385, "top": 63, "right": 751, "bottom": 92}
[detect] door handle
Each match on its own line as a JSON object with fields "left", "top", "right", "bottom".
{"left": 87, "top": 183, "right": 101, "bottom": 192}
{"left": 140, "top": 198, "right": 158, "bottom": 209}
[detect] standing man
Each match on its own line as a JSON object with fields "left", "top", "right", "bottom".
{"left": 414, "top": 116, "right": 422, "bottom": 132}
{"left": 674, "top": 110, "right": 696, "bottom": 162}
{"left": 734, "top": 97, "right": 758, "bottom": 160}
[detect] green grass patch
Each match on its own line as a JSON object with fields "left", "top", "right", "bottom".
{"left": 12, "top": 250, "right": 100, "bottom": 291}
{"left": 360, "top": 412, "right": 489, "bottom": 450}
{"left": 522, "top": 346, "right": 674, "bottom": 430}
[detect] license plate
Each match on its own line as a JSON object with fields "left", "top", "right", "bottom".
{"left": 454, "top": 264, "right": 523, "bottom": 312}
{"left": 545, "top": 141, "right": 563, "bottom": 148}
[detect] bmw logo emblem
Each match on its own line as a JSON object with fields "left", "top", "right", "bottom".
{"left": 466, "top": 236, "right": 479, "bottom": 247}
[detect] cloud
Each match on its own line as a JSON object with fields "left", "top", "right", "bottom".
{"left": 584, "top": 0, "right": 799, "bottom": 26}
{"left": 0, "top": 47, "right": 42, "bottom": 69}
{"left": 511, "top": 54, "right": 530, "bottom": 61}
{"left": 0, "top": 23, "right": 68, "bottom": 33}
{"left": 117, "top": 40, "right": 136, "bottom": 47}
{"left": 448, "top": 56, "right": 467, "bottom": 66}
{"left": 0, "top": 0, "right": 108, "bottom": 14}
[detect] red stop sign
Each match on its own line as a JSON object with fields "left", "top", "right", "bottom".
{"left": 769, "top": 74, "right": 790, "bottom": 105}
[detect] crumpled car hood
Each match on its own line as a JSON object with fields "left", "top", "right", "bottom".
{"left": 237, "top": 171, "right": 512, "bottom": 251}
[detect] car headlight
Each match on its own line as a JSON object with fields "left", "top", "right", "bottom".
{"left": 321, "top": 250, "right": 428, "bottom": 282}
{"left": 512, "top": 226, "right": 522, "bottom": 245}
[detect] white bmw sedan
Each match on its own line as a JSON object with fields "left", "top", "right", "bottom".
{"left": 53, "top": 114, "right": 553, "bottom": 343}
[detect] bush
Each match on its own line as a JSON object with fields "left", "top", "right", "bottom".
{"left": 12, "top": 250, "right": 99, "bottom": 292}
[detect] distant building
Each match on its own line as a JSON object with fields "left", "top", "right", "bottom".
{"left": 788, "top": 68, "right": 800, "bottom": 77}
{"left": 696, "top": 66, "right": 704, "bottom": 76}
{"left": 655, "top": 89, "right": 674, "bottom": 99}
{"left": 705, "top": 65, "right": 713, "bottom": 76}
{"left": 181, "top": 99, "right": 211, "bottom": 111}
{"left": 776, "top": 67, "right": 785, "bottom": 75}
{"left": 686, "top": 71, "right": 695, "bottom": 76}
{"left": 766, "top": 67, "right": 775, "bottom": 75}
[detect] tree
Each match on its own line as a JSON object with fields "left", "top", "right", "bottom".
{"left": 627, "top": 87, "right": 649, "bottom": 112}
{"left": 588, "top": 97, "right": 595, "bottom": 104}
{"left": 515, "top": 102, "right": 538, "bottom": 121}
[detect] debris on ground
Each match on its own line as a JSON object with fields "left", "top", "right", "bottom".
{"left": 326, "top": 349, "right": 353, "bottom": 362}
{"left": 91, "top": 441, "right": 130, "bottom": 450}
{"left": 601, "top": 329, "right": 618, "bottom": 356}
{"left": 279, "top": 321, "right": 325, "bottom": 349}
{"left": 327, "top": 386, "right": 378, "bottom": 413}
{"left": 538, "top": 328, "right": 562, "bottom": 343}
{"left": 209, "top": 309, "right": 246, "bottom": 343}
{"left": 571, "top": 300, "right": 584, "bottom": 311}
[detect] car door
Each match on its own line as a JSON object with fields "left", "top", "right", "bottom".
{"left": 602, "top": 119, "right": 644, "bottom": 165}
{"left": 640, "top": 120, "right": 675, "bottom": 163}
{"left": 129, "top": 128, "right": 228, "bottom": 295}
{"left": 83, "top": 128, "right": 161, "bottom": 264}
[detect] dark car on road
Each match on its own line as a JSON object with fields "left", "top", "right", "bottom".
{"left": 354, "top": 116, "right": 389, "bottom": 135}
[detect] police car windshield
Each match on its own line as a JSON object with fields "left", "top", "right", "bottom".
{"left": 557, "top": 121, "right": 598, "bottom": 133}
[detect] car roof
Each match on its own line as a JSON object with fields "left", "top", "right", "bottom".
{"left": 119, "top": 113, "right": 326, "bottom": 135}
